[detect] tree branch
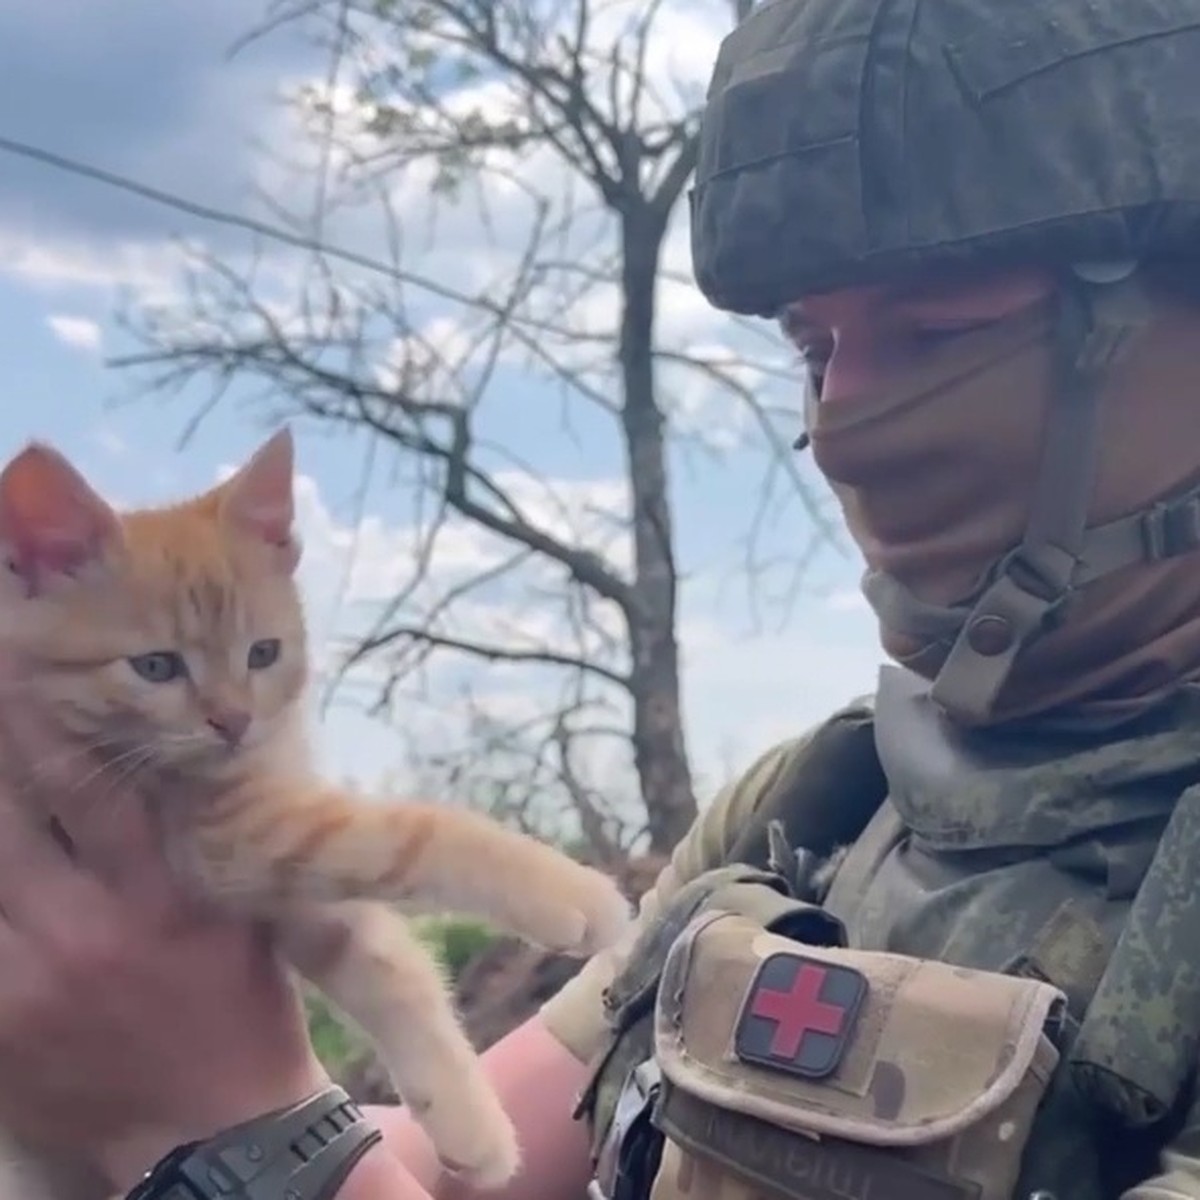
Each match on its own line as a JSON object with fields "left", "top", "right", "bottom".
{"left": 105, "top": 0, "right": 821, "bottom": 858}
{"left": 347, "top": 624, "right": 631, "bottom": 689}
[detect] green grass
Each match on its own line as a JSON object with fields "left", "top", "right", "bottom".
{"left": 306, "top": 991, "right": 366, "bottom": 1068}
{"left": 304, "top": 915, "right": 498, "bottom": 1073}
{"left": 414, "top": 914, "right": 496, "bottom": 978}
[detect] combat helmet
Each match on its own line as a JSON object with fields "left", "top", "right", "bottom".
{"left": 690, "top": 0, "right": 1200, "bottom": 722}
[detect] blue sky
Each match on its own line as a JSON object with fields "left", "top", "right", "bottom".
{"left": 0, "top": 1, "right": 885, "bottom": 819}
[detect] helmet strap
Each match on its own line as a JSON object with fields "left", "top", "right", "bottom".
{"left": 856, "top": 268, "right": 1152, "bottom": 723}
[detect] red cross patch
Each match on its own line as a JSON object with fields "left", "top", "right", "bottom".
{"left": 733, "top": 952, "right": 867, "bottom": 1079}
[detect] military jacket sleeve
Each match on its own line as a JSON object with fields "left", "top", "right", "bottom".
{"left": 539, "top": 731, "right": 819, "bottom": 1064}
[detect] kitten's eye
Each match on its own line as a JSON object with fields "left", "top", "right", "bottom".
{"left": 128, "top": 651, "right": 187, "bottom": 683}
{"left": 247, "top": 639, "right": 281, "bottom": 670}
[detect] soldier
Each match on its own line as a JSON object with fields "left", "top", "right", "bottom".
{"left": 446, "top": 1, "right": 1200, "bottom": 1197}
{"left": 0, "top": 2, "right": 1198, "bottom": 1200}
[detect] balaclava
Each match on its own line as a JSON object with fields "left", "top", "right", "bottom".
{"left": 805, "top": 273, "right": 1200, "bottom": 728}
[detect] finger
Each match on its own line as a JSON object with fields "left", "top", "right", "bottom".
{"left": 0, "top": 711, "right": 94, "bottom": 928}
{"left": 0, "top": 690, "right": 142, "bottom": 933}
{"left": 57, "top": 784, "right": 190, "bottom": 918}
{"left": 0, "top": 780, "right": 108, "bottom": 934}
{"left": 0, "top": 701, "right": 198, "bottom": 925}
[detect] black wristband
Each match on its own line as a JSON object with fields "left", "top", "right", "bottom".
{"left": 125, "top": 1085, "right": 382, "bottom": 1200}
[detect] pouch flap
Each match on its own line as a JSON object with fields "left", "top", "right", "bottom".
{"left": 602, "top": 865, "right": 797, "bottom": 1030}
{"left": 654, "top": 910, "right": 1065, "bottom": 1147}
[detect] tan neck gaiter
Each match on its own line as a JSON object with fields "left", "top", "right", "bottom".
{"left": 806, "top": 293, "right": 1200, "bottom": 725}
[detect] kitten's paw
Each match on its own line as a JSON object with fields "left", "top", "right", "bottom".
{"left": 401, "top": 1061, "right": 521, "bottom": 1191}
{"left": 432, "top": 1103, "right": 520, "bottom": 1190}
{"left": 492, "top": 857, "right": 632, "bottom": 957}
{"left": 546, "top": 865, "right": 633, "bottom": 957}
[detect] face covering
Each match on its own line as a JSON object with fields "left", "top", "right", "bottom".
{"left": 805, "top": 287, "right": 1200, "bottom": 727}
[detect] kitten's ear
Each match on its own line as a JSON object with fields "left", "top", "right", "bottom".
{"left": 221, "top": 427, "right": 301, "bottom": 572}
{"left": 0, "top": 443, "right": 123, "bottom": 596}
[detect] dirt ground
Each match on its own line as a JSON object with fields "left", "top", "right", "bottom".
{"left": 338, "top": 853, "right": 665, "bottom": 1103}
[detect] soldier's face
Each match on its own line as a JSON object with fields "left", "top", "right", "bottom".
{"left": 779, "top": 268, "right": 1054, "bottom": 403}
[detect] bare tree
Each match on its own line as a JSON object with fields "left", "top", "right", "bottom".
{"left": 112, "top": 0, "right": 834, "bottom": 860}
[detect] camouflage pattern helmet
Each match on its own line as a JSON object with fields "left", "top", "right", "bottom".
{"left": 689, "top": 0, "right": 1200, "bottom": 725}
{"left": 690, "top": 0, "right": 1200, "bottom": 317}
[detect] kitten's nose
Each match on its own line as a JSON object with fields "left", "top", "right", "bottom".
{"left": 207, "top": 709, "right": 251, "bottom": 746}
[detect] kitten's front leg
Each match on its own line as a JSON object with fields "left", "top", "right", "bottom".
{"left": 275, "top": 901, "right": 520, "bottom": 1190}
{"left": 192, "top": 780, "right": 632, "bottom": 957}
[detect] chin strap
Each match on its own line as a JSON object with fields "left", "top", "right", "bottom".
{"left": 863, "top": 266, "right": 1168, "bottom": 723}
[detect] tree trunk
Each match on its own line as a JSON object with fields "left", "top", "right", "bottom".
{"left": 618, "top": 200, "right": 697, "bottom": 853}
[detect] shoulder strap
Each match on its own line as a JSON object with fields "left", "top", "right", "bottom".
{"left": 727, "top": 700, "right": 887, "bottom": 873}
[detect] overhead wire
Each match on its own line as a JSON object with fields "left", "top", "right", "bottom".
{"left": 0, "top": 132, "right": 409, "bottom": 285}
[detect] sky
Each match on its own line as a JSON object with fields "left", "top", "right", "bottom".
{"left": 0, "top": 0, "right": 885, "bottom": 823}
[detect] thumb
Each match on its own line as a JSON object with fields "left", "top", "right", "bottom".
{"left": 0, "top": 678, "right": 196, "bottom": 919}
{"left": 65, "top": 785, "right": 201, "bottom": 918}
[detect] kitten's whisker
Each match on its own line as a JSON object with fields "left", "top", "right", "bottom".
{"left": 14, "top": 734, "right": 139, "bottom": 808}
{"left": 25, "top": 732, "right": 133, "bottom": 782}
{"left": 66, "top": 741, "right": 162, "bottom": 798}
{"left": 93, "top": 747, "right": 161, "bottom": 807}
{"left": 74, "top": 747, "right": 165, "bottom": 820}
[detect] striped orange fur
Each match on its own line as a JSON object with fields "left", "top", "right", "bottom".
{"left": 0, "top": 430, "right": 632, "bottom": 1197}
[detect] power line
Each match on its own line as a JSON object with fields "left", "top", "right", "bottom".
{"left": 0, "top": 131, "right": 407, "bottom": 285}
{"left": 0, "top": 130, "right": 625, "bottom": 419}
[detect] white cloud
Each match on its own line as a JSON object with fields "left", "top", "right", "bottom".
{"left": 0, "top": 4, "right": 878, "bottom": 819}
{"left": 47, "top": 313, "right": 102, "bottom": 352}
{"left": 2, "top": 1, "right": 799, "bottom": 469}
{"left": 91, "top": 426, "right": 128, "bottom": 456}
{"left": 210, "top": 1, "right": 777, "bottom": 400}
{"left": 677, "top": 609, "right": 882, "bottom": 789}
{"left": 278, "top": 460, "right": 881, "bottom": 804}
{"left": 242, "top": 461, "right": 636, "bottom": 715}
{"left": 373, "top": 315, "right": 484, "bottom": 400}
{"left": 2, "top": 231, "right": 191, "bottom": 300}
{"left": 825, "top": 586, "right": 870, "bottom": 613}
{"left": 290, "top": 468, "right": 631, "bottom": 601}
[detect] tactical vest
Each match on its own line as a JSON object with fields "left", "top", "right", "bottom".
{"left": 576, "top": 666, "right": 1200, "bottom": 1200}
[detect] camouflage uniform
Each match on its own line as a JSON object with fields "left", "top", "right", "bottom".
{"left": 544, "top": 2, "right": 1200, "bottom": 1198}
{"left": 546, "top": 677, "right": 1200, "bottom": 1199}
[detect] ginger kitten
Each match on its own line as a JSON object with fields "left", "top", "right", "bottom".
{"left": 0, "top": 430, "right": 631, "bottom": 1198}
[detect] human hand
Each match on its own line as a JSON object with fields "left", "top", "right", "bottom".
{"left": 0, "top": 735, "right": 329, "bottom": 1194}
